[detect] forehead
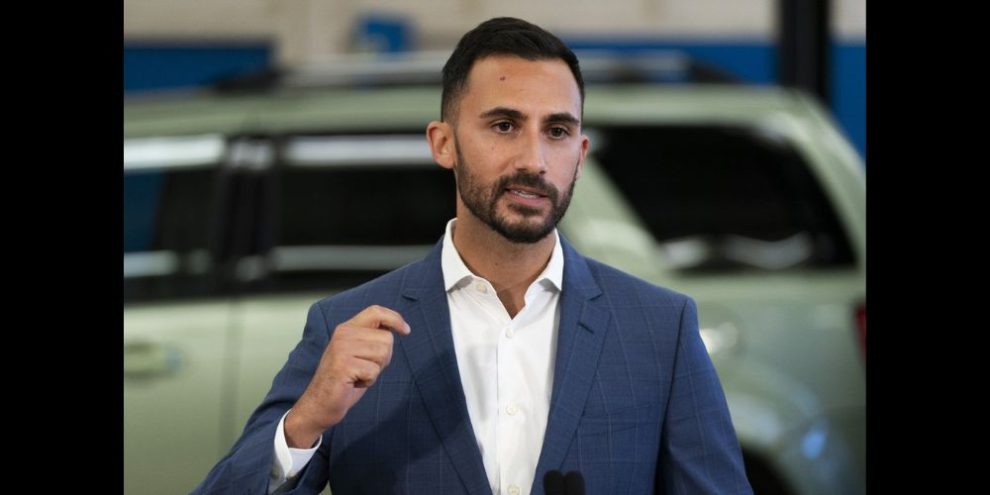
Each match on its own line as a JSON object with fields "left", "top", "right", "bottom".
{"left": 458, "top": 55, "right": 582, "bottom": 118}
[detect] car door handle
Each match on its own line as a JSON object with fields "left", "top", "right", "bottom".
{"left": 124, "top": 340, "right": 182, "bottom": 379}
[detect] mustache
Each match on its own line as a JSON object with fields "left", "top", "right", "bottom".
{"left": 495, "top": 171, "right": 558, "bottom": 199}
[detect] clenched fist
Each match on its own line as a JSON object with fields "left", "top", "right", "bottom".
{"left": 284, "top": 305, "right": 410, "bottom": 448}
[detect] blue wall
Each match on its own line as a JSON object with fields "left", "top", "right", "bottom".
{"left": 124, "top": 42, "right": 271, "bottom": 93}
{"left": 831, "top": 42, "right": 866, "bottom": 158}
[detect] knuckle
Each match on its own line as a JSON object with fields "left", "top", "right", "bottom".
{"left": 364, "top": 362, "right": 381, "bottom": 378}
{"left": 379, "top": 342, "right": 393, "bottom": 358}
{"left": 368, "top": 344, "right": 384, "bottom": 364}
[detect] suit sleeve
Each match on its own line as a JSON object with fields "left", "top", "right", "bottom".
{"left": 655, "top": 296, "right": 753, "bottom": 494}
{"left": 190, "top": 301, "right": 335, "bottom": 495}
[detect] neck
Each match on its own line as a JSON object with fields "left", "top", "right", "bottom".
{"left": 451, "top": 214, "right": 555, "bottom": 317}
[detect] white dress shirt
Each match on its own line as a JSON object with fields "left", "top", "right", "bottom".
{"left": 270, "top": 219, "right": 564, "bottom": 495}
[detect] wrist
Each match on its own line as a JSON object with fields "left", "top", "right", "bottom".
{"left": 284, "top": 408, "right": 327, "bottom": 449}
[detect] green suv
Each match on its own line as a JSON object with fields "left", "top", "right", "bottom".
{"left": 124, "top": 56, "right": 865, "bottom": 495}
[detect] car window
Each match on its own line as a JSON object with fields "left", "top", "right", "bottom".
{"left": 591, "top": 124, "right": 855, "bottom": 272}
{"left": 124, "top": 135, "right": 225, "bottom": 303}
{"left": 262, "top": 132, "right": 456, "bottom": 293}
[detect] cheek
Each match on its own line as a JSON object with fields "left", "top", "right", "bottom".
{"left": 458, "top": 135, "right": 492, "bottom": 162}
{"left": 551, "top": 150, "right": 581, "bottom": 176}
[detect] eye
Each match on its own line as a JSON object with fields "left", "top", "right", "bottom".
{"left": 493, "top": 121, "right": 514, "bottom": 133}
{"left": 548, "top": 126, "right": 570, "bottom": 139}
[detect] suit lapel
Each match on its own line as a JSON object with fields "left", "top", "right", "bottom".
{"left": 532, "top": 237, "right": 611, "bottom": 490}
{"left": 391, "top": 235, "right": 611, "bottom": 495}
{"left": 395, "top": 240, "right": 492, "bottom": 495}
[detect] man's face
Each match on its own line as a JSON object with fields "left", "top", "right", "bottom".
{"left": 432, "top": 55, "right": 590, "bottom": 243}
{"left": 452, "top": 137, "right": 577, "bottom": 243}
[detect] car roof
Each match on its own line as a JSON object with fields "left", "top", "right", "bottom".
{"left": 124, "top": 83, "right": 816, "bottom": 138}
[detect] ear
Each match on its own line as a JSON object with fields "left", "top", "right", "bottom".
{"left": 575, "top": 133, "right": 590, "bottom": 181}
{"left": 426, "top": 120, "right": 455, "bottom": 170}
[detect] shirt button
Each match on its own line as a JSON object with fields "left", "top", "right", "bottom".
{"left": 508, "top": 484, "right": 520, "bottom": 495}
{"left": 506, "top": 404, "right": 519, "bottom": 416}
{"left": 505, "top": 327, "right": 514, "bottom": 338}
{"left": 475, "top": 283, "right": 486, "bottom": 293}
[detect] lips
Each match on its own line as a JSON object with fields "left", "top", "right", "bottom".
{"left": 495, "top": 173, "right": 556, "bottom": 206}
{"left": 505, "top": 186, "right": 548, "bottom": 199}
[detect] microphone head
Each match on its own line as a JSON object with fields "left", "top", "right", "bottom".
{"left": 543, "top": 470, "right": 565, "bottom": 495}
{"left": 564, "top": 470, "right": 585, "bottom": 495}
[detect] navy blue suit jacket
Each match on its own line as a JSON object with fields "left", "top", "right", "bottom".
{"left": 192, "top": 236, "right": 752, "bottom": 494}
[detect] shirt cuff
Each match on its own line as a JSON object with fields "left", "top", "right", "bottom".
{"left": 270, "top": 409, "right": 323, "bottom": 491}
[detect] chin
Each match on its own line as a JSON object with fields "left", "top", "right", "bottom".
{"left": 493, "top": 216, "right": 555, "bottom": 244}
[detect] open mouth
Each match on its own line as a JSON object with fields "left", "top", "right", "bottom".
{"left": 506, "top": 187, "right": 548, "bottom": 199}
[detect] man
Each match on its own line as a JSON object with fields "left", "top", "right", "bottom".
{"left": 192, "top": 17, "right": 752, "bottom": 495}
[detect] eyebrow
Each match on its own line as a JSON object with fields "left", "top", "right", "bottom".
{"left": 478, "top": 106, "right": 581, "bottom": 127}
{"left": 545, "top": 112, "right": 581, "bottom": 127}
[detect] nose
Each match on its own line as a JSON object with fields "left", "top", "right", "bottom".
{"left": 514, "top": 129, "right": 547, "bottom": 175}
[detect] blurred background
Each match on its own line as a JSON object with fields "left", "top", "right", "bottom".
{"left": 124, "top": 0, "right": 864, "bottom": 158}
{"left": 124, "top": 2, "right": 865, "bottom": 495}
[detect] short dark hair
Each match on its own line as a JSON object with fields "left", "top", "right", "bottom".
{"left": 440, "top": 17, "right": 585, "bottom": 122}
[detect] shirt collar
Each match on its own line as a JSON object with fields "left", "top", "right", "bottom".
{"left": 441, "top": 218, "right": 564, "bottom": 293}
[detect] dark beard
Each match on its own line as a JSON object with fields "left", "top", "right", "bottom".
{"left": 453, "top": 144, "right": 577, "bottom": 244}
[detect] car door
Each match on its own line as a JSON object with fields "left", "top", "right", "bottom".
{"left": 230, "top": 131, "right": 457, "bottom": 432}
{"left": 124, "top": 134, "right": 240, "bottom": 495}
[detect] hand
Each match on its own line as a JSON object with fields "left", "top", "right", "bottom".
{"left": 284, "top": 305, "right": 411, "bottom": 448}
